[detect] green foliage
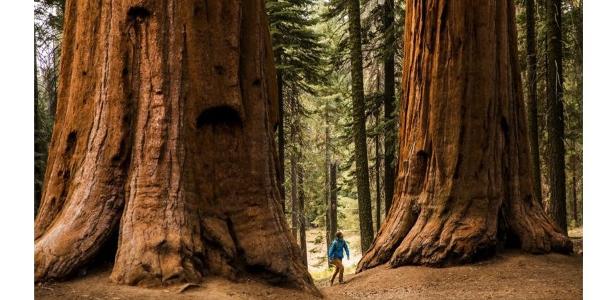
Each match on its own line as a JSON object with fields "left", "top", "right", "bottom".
{"left": 267, "top": 0, "right": 325, "bottom": 92}
{"left": 267, "top": 0, "right": 407, "bottom": 234}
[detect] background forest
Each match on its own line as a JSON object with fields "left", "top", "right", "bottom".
{"left": 34, "top": 0, "right": 583, "bottom": 278}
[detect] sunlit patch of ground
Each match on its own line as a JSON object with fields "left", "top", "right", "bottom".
{"left": 306, "top": 195, "right": 364, "bottom": 281}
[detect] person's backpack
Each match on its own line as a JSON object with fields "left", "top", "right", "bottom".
{"left": 331, "top": 240, "right": 339, "bottom": 252}
{"left": 329, "top": 239, "right": 341, "bottom": 257}
{"left": 328, "top": 240, "right": 338, "bottom": 265}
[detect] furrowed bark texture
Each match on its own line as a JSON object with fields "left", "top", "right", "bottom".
{"left": 34, "top": 0, "right": 317, "bottom": 294}
{"left": 357, "top": 0, "right": 572, "bottom": 271}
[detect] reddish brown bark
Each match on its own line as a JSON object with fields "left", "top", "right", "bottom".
{"left": 34, "top": 0, "right": 317, "bottom": 294}
{"left": 358, "top": 0, "right": 571, "bottom": 271}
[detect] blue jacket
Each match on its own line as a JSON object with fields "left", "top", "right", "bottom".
{"left": 328, "top": 238, "right": 350, "bottom": 260}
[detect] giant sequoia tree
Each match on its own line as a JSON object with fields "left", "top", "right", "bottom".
{"left": 34, "top": 0, "right": 317, "bottom": 294}
{"left": 357, "top": 0, "right": 572, "bottom": 270}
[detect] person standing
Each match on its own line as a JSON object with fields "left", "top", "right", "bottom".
{"left": 328, "top": 231, "right": 350, "bottom": 285}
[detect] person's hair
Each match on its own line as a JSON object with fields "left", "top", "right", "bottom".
{"left": 335, "top": 231, "right": 343, "bottom": 238}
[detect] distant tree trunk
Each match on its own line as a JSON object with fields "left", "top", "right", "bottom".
{"left": 571, "top": 0, "right": 582, "bottom": 228}
{"left": 375, "top": 111, "right": 382, "bottom": 230}
{"left": 328, "top": 161, "right": 338, "bottom": 245}
{"left": 570, "top": 154, "right": 579, "bottom": 227}
{"left": 34, "top": 0, "right": 317, "bottom": 294}
{"left": 324, "top": 110, "right": 332, "bottom": 246}
{"left": 382, "top": 0, "right": 396, "bottom": 216}
{"left": 545, "top": 0, "right": 567, "bottom": 233}
{"left": 358, "top": 0, "right": 572, "bottom": 271}
{"left": 525, "top": 0, "right": 543, "bottom": 205}
{"left": 48, "top": 48, "right": 60, "bottom": 122}
{"left": 291, "top": 151, "right": 299, "bottom": 241}
{"left": 277, "top": 69, "right": 286, "bottom": 213}
{"left": 298, "top": 162, "right": 308, "bottom": 266}
{"left": 34, "top": 37, "right": 42, "bottom": 216}
{"left": 573, "top": 1, "right": 582, "bottom": 72}
{"left": 571, "top": 162, "right": 578, "bottom": 226}
{"left": 348, "top": 0, "right": 374, "bottom": 254}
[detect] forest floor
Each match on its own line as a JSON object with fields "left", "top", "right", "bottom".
{"left": 35, "top": 227, "right": 582, "bottom": 300}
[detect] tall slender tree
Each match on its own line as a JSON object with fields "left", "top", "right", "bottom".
{"left": 382, "top": 0, "right": 397, "bottom": 215}
{"left": 324, "top": 103, "right": 332, "bottom": 245}
{"left": 525, "top": 0, "right": 543, "bottom": 205}
{"left": 267, "top": 0, "right": 324, "bottom": 213}
{"left": 34, "top": 0, "right": 318, "bottom": 294}
{"left": 545, "top": 0, "right": 567, "bottom": 233}
{"left": 358, "top": 0, "right": 571, "bottom": 271}
{"left": 571, "top": 154, "right": 579, "bottom": 225}
{"left": 34, "top": 35, "right": 43, "bottom": 216}
{"left": 375, "top": 110, "right": 382, "bottom": 230}
{"left": 298, "top": 162, "right": 308, "bottom": 266}
{"left": 34, "top": 0, "right": 66, "bottom": 121}
{"left": 328, "top": 161, "right": 338, "bottom": 246}
{"left": 277, "top": 70, "right": 286, "bottom": 212}
{"left": 291, "top": 150, "right": 299, "bottom": 241}
{"left": 348, "top": 0, "right": 375, "bottom": 254}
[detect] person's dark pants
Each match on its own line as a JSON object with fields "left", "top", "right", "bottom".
{"left": 330, "top": 258, "right": 344, "bottom": 284}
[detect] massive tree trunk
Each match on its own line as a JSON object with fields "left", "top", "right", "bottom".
{"left": 545, "top": 0, "right": 567, "bottom": 233}
{"left": 382, "top": 0, "right": 396, "bottom": 216}
{"left": 34, "top": 0, "right": 317, "bottom": 294}
{"left": 357, "top": 0, "right": 572, "bottom": 271}
{"left": 525, "top": 0, "right": 543, "bottom": 205}
{"left": 348, "top": 0, "right": 374, "bottom": 254}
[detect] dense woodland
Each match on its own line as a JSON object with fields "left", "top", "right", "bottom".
{"left": 34, "top": 0, "right": 582, "bottom": 290}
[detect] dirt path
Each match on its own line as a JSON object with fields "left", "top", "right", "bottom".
{"left": 35, "top": 267, "right": 318, "bottom": 300}
{"left": 319, "top": 251, "right": 582, "bottom": 300}
{"left": 36, "top": 250, "right": 581, "bottom": 300}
